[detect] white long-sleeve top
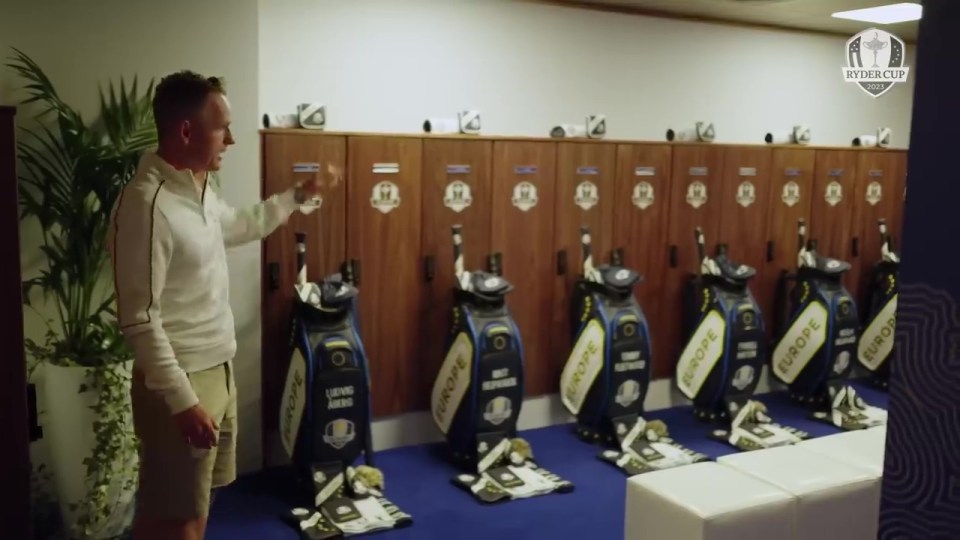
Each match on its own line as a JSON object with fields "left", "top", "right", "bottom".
{"left": 108, "top": 150, "right": 301, "bottom": 415}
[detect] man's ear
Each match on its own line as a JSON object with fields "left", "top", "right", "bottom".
{"left": 179, "top": 120, "right": 192, "bottom": 144}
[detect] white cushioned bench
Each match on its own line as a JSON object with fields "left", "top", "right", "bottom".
{"left": 624, "top": 461, "right": 794, "bottom": 540}
{"left": 796, "top": 426, "right": 887, "bottom": 477}
{"left": 718, "top": 444, "right": 881, "bottom": 540}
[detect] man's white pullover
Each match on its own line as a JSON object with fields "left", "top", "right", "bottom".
{"left": 108, "top": 150, "right": 300, "bottom": 414}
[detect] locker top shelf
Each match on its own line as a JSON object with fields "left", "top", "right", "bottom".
{"left": 258, "top": 128, "right": 908, "bottom": 152}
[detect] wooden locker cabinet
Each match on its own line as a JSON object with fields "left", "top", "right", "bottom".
{"left": 260, "top": 133, "right": 347, "bottom": 449}
{"left": 346, "top": 135, "right": 424, "bottom": 416}
{"left": 852, "top": 150, "right": 907, "bottom": 303}
{"left": 490, "top": 140, "right": 557, "bottom": 396}
{"left": 552, "top": 141, "right": 617, "bottom": 378}
{"left": 419, "top": 138, "right": 493, "bottom": 410}
{"left": 810, "top": 150, "right": 860, "bottom": 293}
{"left": 716, "top": 146, "right": 773, "bottom": 298}
{"left": 662, "top": 144, "right": 726, "bottom": 378}
{"left": 762, "top": 148, "right": 816, "bottom": 335}
{"left": 611, "top": 144, "right": 673, "bottom": 378}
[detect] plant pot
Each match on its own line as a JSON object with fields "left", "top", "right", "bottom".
{"left": 42, "top": 360, "right": 138, "bottom": 539}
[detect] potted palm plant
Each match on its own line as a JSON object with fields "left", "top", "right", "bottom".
{"left": 8, "top": 47, "right": 158, "bottom": 539}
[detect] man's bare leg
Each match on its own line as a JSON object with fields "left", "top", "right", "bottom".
{"left": 133, "top": 516, "right": 204, "bottom": 540}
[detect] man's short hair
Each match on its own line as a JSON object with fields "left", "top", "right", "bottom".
{"left": 152, "top": 70, "right": 226, "bottom": 136}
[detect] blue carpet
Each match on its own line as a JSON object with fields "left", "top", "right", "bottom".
{"left": 207, "top": 381, "right": 888, "bottom": 540}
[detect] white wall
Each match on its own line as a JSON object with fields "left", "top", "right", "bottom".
{"left": 2, "top": 0, "right": 263, "bottom": 474}
{"left": 259, "top": 0, "right": 915, "bottom": 147}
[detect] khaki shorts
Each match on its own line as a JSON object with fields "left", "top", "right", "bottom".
{"left": 131, "top": 361, "right": 237, "bottom": 520}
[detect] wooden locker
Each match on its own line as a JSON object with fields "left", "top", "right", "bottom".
{"left": 851, "top": 150, "right": 908, "bottom": 302}
{"left": 419, "top": 138, "right": 493, "bottom": 410}
{"left": 261, "top": 133, "right": 347, "bottom": 452}
{"left": 346, "top": 135, "right": 423, "bottom": 416}
{"left": 662, "top": 145, "right": 726, "bottom": 378}
{"left": 761, "top": 148, "right": 816, "bottom": 335}
{"left": 611, "top": 144, "right": 673, "bottom": 378}
{"left": 716, "top": 146, "right": 773, "bottom": 296}
{"left": 810, "top": 150, "right": 860, "bottom": 295}
{"left": 890, "top": 151, "right": 908, "bottom": 246}
{"left": 490, "top": 141, "right": 557, "bottom": 396}
{"left": 552, "top": 142, "right": 617, "bottom": 376}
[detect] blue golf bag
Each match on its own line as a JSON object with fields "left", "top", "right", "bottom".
{"left": 430, "top": 225, "right": 573, "bottom": 504}
{"left": 676, "top": 227, "right": 806, "bottom": 451}
{"left": 560, "top": 226, "right": 707, "bottom": 473}
{"left": 771, "top": 219, "right": 887, "bottom": 430}
{"left": 279, "top": 231, "right": 412, "bottom": 538}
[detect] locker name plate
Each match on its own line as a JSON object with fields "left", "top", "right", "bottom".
{"left": 293, "top": 162, "right": 321, "bottom": 173}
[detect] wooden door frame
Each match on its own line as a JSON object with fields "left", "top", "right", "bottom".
{"left": 1, "top": 105, "right": 32, "bottom": 538}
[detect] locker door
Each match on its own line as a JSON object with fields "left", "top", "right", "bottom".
{"left": 553, "top": 142, "right": 617, "bottom": 376}
{"left": 261, "top": 133, "right": 347, "bottom": 461}
{"left": 663, "top": 145, "right": 726, "bottom": 378}
{"left": 890, "top": 151, "right": 908, "bottom": 247}
{"left": 852, "top": 150, "right": 908, "bottom": 302}
{"left": 420, "top": 139, "right": 493, "bottom": 410}
{"left": 490, "top": 141, "right": 557, "bottom": 396}
{"left": 716, "top": 146, "right": 773, "bottom": 312}
{"left": 762, "top": 148, "right": 816, "bottom": 336}
{"left": 810, "top": 150, "right": 860, "bottom": 294}
{"left": 347, "top": 136, "right": 423, "bottom": 416}
{"left": 612, "top": 144, "right": 673, "bottom": 378}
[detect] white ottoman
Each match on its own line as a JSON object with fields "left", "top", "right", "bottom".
{"left": 624, "top": 461, "right": 794, "bottom": 540}
{"left": 797, "top": 428, "right": 887, "bottom": 477}
{"left": 718, "top": 445, "right": 881, "bottom": 540}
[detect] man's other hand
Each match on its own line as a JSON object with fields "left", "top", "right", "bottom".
{"left": 174, "top": 404, "right": 219, "bottom": 449}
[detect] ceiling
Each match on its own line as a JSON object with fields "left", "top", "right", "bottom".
{"left": 539, "top": 0, "right": 921, "bottom": 41}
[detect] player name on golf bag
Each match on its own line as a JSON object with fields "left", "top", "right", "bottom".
{"left": 279, "top": 232, "right": 412, "bottom": 538}
{"left": 857, "top": 218, "right": 900, "bottom": 389}
{"left": 431, "top": 226, "right": 573, "bottom": 504}
{"left": 676, "top": 227, "right": 807, "bottom": 451}
{"left": 560, "top": 226, "right": 707, "bottom": 474}
{"left": 771, "top": 219, "right": 887, "bottom": 430}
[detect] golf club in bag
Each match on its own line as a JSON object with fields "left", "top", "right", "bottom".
{"left": 856, "top": 219, "right": 900, "bottom": 389}
{"left": 431, "top": 225, "right": 573, "bottom": 504}
{"left": 770, "top": 219, "right": 887, "bottom": 430}
{"left": 675, "top": 227, "right": 807, "bottom": 451}
{"left": 278, "top": 231, "right": 412, "bottom": 538}
{"left": 560, "top": 226, "right": 708, "bottom": 473}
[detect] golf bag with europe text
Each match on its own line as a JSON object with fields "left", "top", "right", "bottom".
{"left": 770, "top": 219, "right": 887, "bottom": 430}
{"left": 278, "top": 231, "right": 412, "bottom": 538}
{"left": 857, "top": 219, "right": 900, "bottom": 389}
{"left": 560, "top": 226, "right": 708, "bottom": 473}
{"left": 675, "top": 227, "right": 807, "bottom": 451}
{"left": 431, "top": 225, "right": 573, "bottom": 504}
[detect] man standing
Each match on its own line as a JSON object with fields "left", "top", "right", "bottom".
{"left": 108, "top": 71, "right": 333, "bottom": 540}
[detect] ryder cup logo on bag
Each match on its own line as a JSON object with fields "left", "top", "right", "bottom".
{"left": 842, "top": 28, "right": 909, "bottom": 98}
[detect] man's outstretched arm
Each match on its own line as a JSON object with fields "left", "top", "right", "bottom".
{"left": 109, "top": 185, "right": 198, "bottom": 414}
{"left": 214, "top": 184, "right": 304, "bottom": 248}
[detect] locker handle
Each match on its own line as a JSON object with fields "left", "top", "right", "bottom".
{"left": 669, "top": 245, "right": 678, "bottom": 268}
{"left": 851, "top": 237, "right": 859, "bottom": 257}
{"left": 340, "top": 260, "right": 352, "bottom": 283}
{"left": 487, "top": 253, "right": 497, "bottom": 274}
{"left": 557, "top": 250, "right": 568, "bottom": 275}
{"left": 495, "top": 252, "right": 503, "bottom": 276}
{"left": 352, "top": 258, "right": 361, "bottom": 286}
{"left": 766, "top": 241, "right": 774, "bottom": 262}
{"left": 425, "top": 255, "right": 435, "bottom": 282}
{"left": 612, "top": 248, "right": 624, "bottom": 266}
{"left": 268, "top": 262, "right": 280, "bottom": 291}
